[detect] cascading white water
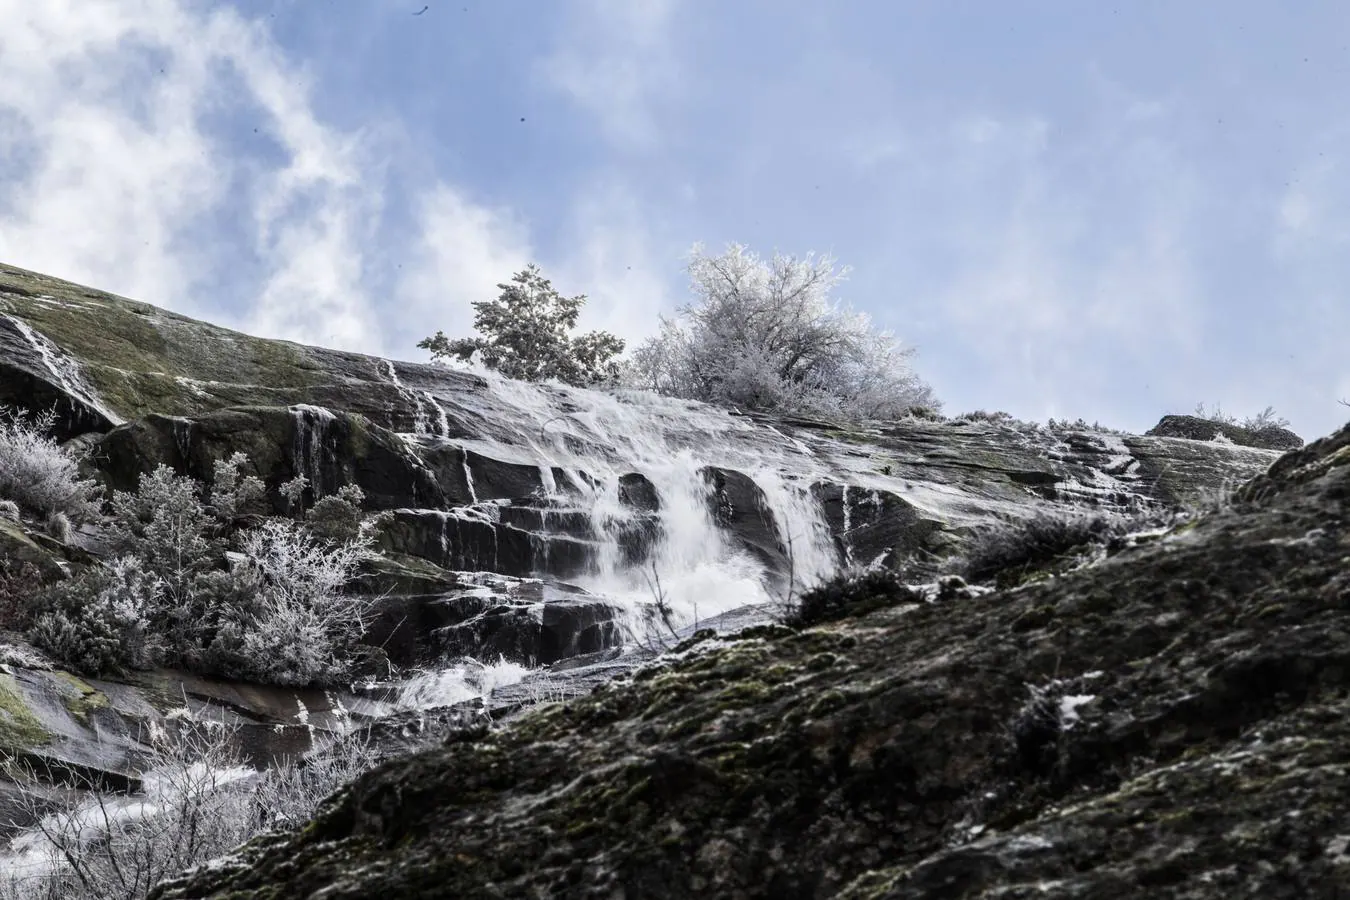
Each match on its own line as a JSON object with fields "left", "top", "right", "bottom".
{"left": 396, "top": 363, "right": 841, "bottom": 633}
{"left": 4, "top": 314, "right": 126, "bottom": 425}
{"left": 289, "top": 403, "right": 337, "bottom": 492}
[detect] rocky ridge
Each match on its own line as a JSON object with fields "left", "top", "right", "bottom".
{"left": 155, "top": 419, "right": 1350, "bottom": 899}
{"left": 0, "top": 261, "right": 1327, "bottom": 897}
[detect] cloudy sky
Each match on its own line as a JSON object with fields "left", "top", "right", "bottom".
{"left": 1, "top": 1, "right": 1347, "bottom": 441}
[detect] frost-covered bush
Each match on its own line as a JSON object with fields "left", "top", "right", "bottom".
{"left": 203, "top": 519, "right": 373, "bottom": 686}
{"left": 0, "top": 406, "right": 103, "bottom": 523}
{"left": 26, "top": 456, "right": 374, "bottom": 686}
{"left": 1193, "top": 401, "right": 1291, "bottom": 432}
{"left": 108, "top": 465, "right": 216, "bottom": 606}
{"left": 956, "top": 409, "right": 1016, "bottom": 424}
{"left": 207, "top": 451, "right": 267, "bottom": 530}
{"left": 304, "top": 483, "right": 366, "bottom": 544}
{"left": 626, "top": 244, "right": 940, "bottom": 422}
{"left": 28, "top": 556, "right": 162, "bottom": 676}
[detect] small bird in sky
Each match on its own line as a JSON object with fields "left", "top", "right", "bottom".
{"left": 413, "top": 5, "right": 428, "bottom": 14}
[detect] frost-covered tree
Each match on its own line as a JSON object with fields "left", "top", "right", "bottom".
{"left": 0, "top": 406, "right": 103, "bottom": 523}
{"left": 204, "top": 519, "right": 373, "bottom": 686}
{"left": 419, "top": 264, "right": 625, "bottom": 387}
{"left": 626, "top": 244, "right": 939, "bottom": 421}
{"left": 26, "top": 457, "right": 373, "bottom": 685}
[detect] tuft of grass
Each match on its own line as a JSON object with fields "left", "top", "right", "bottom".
{"left": 787, "top": 569, "right": 921, "bottom": 628}
{"left": 959, "top": 509, "right": 1128, "bottom": 587}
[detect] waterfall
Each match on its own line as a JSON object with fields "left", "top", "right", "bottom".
{"left": 4, "top": 314, "right": 125, "bottom": 425}
{"left": 289, "top": 404, "right": 337, "bottom": 496}
{"left": 414, "top": 367, "right": 839, "bottom": 631}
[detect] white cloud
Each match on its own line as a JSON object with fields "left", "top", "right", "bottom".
{"left": 548, "top": 180, "right": 675, "bottom": 347}
{"left": 0, "top": 1, "right": 386, "bottom": 347}
{"left": 539, "top": 0, "right": 681, "bottom": 149}
{"left": 0, "top": 1, "right": 550, "bottom": 360}
{"left": 394, "top": 185, "right": 534, "bottom": 358}
{"left": 0, "top": 0, "right": 224, "bottom": 309}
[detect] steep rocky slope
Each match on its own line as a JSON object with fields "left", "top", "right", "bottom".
{"left": 156, "top": 421, "right": 1350, "bottom": 899}
{"left": 0, "top": 260, "right": 1328, "bottom": 897}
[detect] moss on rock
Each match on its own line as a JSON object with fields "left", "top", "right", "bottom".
{"left": 0, "top": 673, "right": 52, "bottom": 749}
{"left": 154, "top": 422, "right": 1350, "bottom": 899}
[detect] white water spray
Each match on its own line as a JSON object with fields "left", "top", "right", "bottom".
{"left": 413, "top": 367, "right": 840, "bottom": 632}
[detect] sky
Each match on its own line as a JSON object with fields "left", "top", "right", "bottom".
{"left": 1, "top": 0, "right": 1348, "bottom": 442}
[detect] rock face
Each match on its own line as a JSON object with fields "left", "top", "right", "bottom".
{"left": 1147, "top": 413, "right": 1304, "bottom": 452}
{"left": 156, "top": 421, "right": 1350, "bottom": 899}
{"left": 1, "top": 260, "right": 1333, "bottom": 896}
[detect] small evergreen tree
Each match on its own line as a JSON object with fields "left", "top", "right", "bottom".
{"left": 419, "top": 264, "right": 625, "bottom": 387}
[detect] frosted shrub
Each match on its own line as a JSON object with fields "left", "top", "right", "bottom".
{"left": 207, "top": 451, "right": 266, "bottom": 530}
{"left": 109, "top": 465, "right": 215, "bottom": 606}
{"left": 1, "top": 719, "right": 377, "bottom": 900}
{"left": 627, "top": 244, "right": 940, "bottom": 422}
{"left": 27, "top": 456, "right": 375, "bottom": 686}
{"left": 28, "top": 556, "right": 162, "bottom": 676}
{"left": 0, "top": 406, "right": 103, "bottom": 523}
{"left": 1193, "top": 401, "right": 1291, "bottom": 432}
{"left": 305, "top": 483, "right": 366, "bottom": 544}
{"left": 205, "top": 519, "right": 373, "bottom": 686}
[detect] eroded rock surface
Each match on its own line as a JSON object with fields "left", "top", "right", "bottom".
{"left": 3, "top": 261, "right": 1337, "bottom": 898}
{"left": 153, "top": 423, "right": 1350, "bottom": 898}
{"left": 1147, "top": 413, "right": 1304, "bottom": 452}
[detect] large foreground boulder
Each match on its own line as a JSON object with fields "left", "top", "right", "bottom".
{"left": 154, "top": 426, "right": 1350, "bottom": 898}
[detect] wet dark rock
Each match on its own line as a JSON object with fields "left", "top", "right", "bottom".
{"left": 157, "top": 425, "right": 1350, "bottom": 899}
{"left": 419, "top": 442, "right": 582, "bottom": 503}
{"left": 811, "top": 482, "right": 943, "bottom": 570}
{"left": 361, "top": 571, "right": 623, "bottom": 668}
{"left": 375, "top": 508, "right": 598, "bottom": 580}
{"left": 699, "top": 466, "right": 794, "bottom": 574}
{"left": 433, "top": 588, "right": 623, "bottom": 666}
{"left": 618, "top": 473, "right": 661, "bottom": 512}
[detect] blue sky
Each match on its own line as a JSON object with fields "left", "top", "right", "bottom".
{"left": 1, "top": 1, "right": 1347, "bottom": 442}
